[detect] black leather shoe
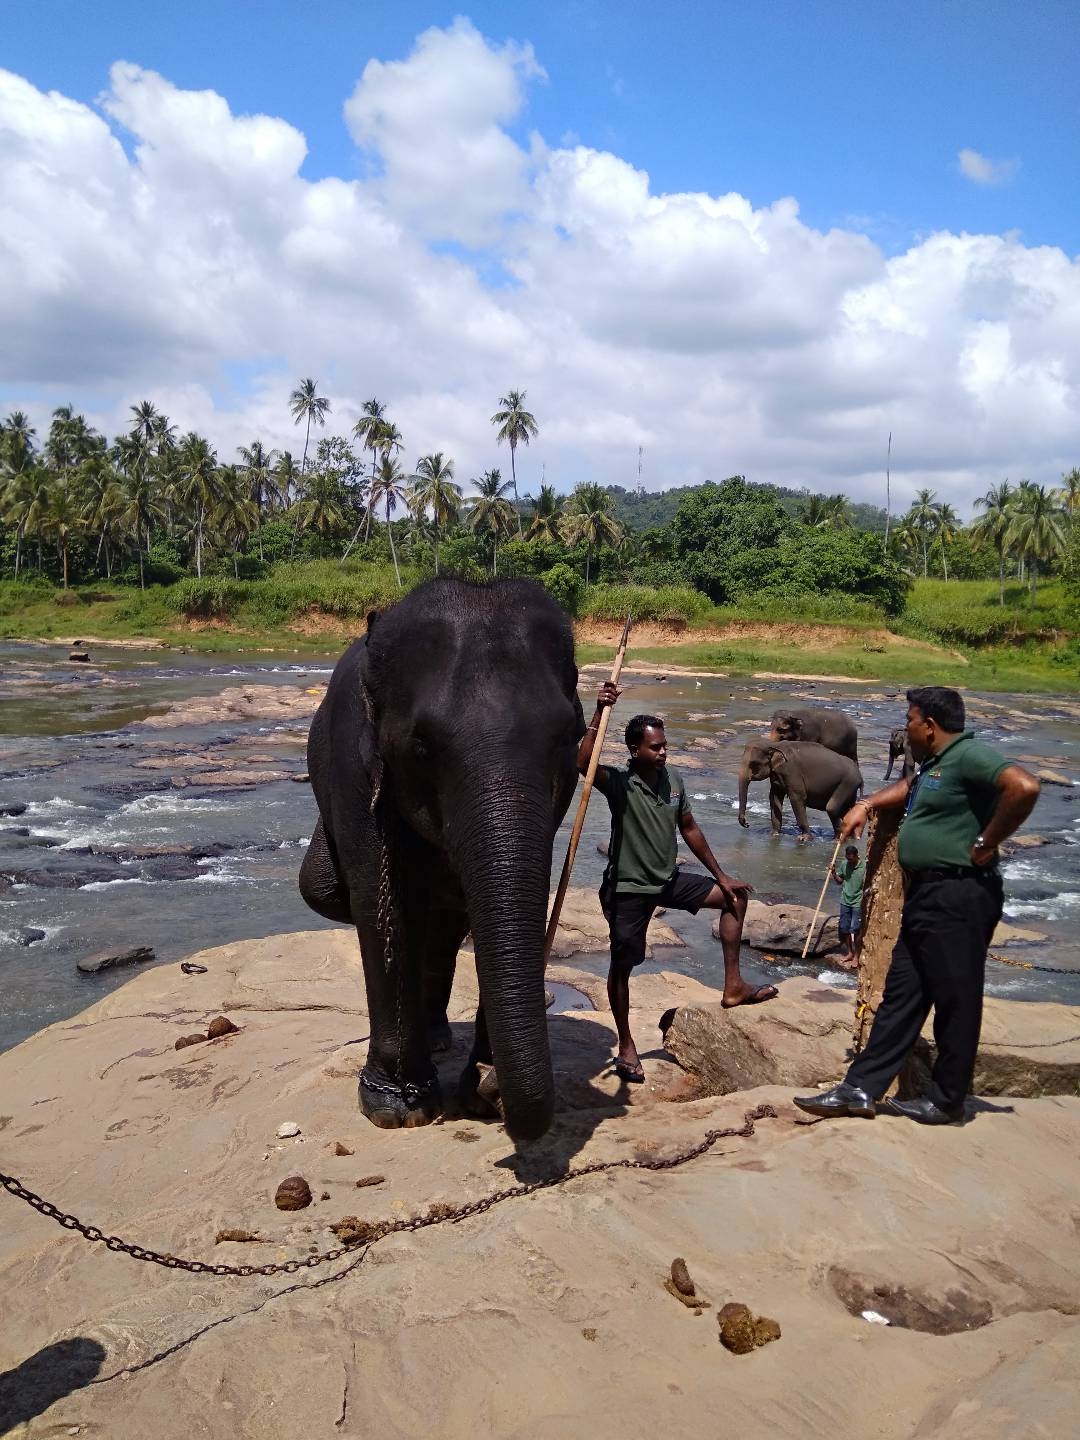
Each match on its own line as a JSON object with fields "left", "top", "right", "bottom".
{"left": 885, "top": 1096, "right": 964, "bottom": 1125}
{"left": 793, "top": 1081, "right": 876, "bottom": 1119}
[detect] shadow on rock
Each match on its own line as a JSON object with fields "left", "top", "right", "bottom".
{"left": 0, "top": 1337, "right": 106, "bottom": 1435}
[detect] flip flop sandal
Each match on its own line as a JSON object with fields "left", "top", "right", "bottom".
{"left": 722, "top": 984, "right": 779, "bottom": 1009}
{"left": 614, "top": 1058, "right": 646, "bottom": 1084}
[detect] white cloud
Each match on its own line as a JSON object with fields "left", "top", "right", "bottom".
{"left": 958, "top": 147, "right": 1019, "bottom": 186}
{"left": 0, "top": 28, "right": 1076, "bottom": 519}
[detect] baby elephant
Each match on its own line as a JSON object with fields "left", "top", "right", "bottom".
{"left": 884, "top": 725, "right": 915, "bottom": 780}
{"left": 738, "top": 740, "right": 863, "bottom": 840}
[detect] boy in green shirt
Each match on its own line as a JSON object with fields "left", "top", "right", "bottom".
{"left": 578, "top": 681, "right": 775, "bottom": 1085}
{"left": 831, "top": 844, "right": 865, "bottom": 968}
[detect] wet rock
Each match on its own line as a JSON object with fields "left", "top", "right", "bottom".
{"left": 686, "top": 736, "right": 720, "bottom": 751}
{"left": 77, "top": 945, "right": 155, "bottom": 975}
{"left": 291, "top": 772, "right": 310, "bottom": 783}
{"left": 274, "top": 1176, "right": 312, "bottom": 1211}
{"left": 1036, "top": 769, "right": 1073, "bottom": 787}
{"left": 8, "top": 862, "right": 121, "bottom": 890}
{"left": 175, "top": 1033, "right": 207, "bottom": 1050}
{"left": 1, "top": 825, "right": 30, "bottom": 837}
{"left": 276, "top": 1122, "right": 301, "bottom": 1138}
{"left": 90, "top": 778, "right": 175, "bottom": 803}
{"left": 19, "top": 928, "right": 46, "bottom": 946}
{"left": 136, "top": 854, "right": 204, "bottom": 882}
{"left": 207, "top": 1016, "right": 239, "bottom": 1039}
{"left": 69, "top": 651, "right": 90, "bottom": 663}
{"left": 0, "top": 802, "right": 28, "bottom": 817}
{"left": 733, "top": 899, "right": 842, "bottom": 958}
{"left": 1003, "top": 833, "right": 1051, "bottom": 851}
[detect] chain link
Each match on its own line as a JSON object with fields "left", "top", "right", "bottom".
{"left": 989, "top": 951, "right": 1080, "bottom": 978}
{"left": 0, "top": 1104, "right": 775, "bottom": 1278}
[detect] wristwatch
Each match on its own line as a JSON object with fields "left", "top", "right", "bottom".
{"left": 973, "top": 835, "right": 990, "bottom": 851}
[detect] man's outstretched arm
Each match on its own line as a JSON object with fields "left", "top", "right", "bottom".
{"left": 577, "top": 681, "right": 620, "bottom": 777}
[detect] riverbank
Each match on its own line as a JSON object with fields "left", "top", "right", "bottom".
{"left": 1, "top": 931, "right": 1078, "bottom": 1438}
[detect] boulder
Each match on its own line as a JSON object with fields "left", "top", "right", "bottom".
{"left": 1035, "top": 770, "right": 1073, "bottom": 787}
{"left": 1003, "top": 833, "right": 1051, "bottom": 851}
{"left": 544, "top": 887, "right": 684, "bottom": 960}
{"left": 993, "top": 920, "right": 1047, "bottom": 945}
{"left": 662, "top": 976, "right": 851, "bottom": 1095}
{"left": 77, "top": 945, "right": 156, "bottom": 975}
{"left": 727, "top": 899, "right": 843, "bottom": 958}
{"left": 19, "top": 928, "right": 46, "bottom": 946}
{"left": 0, "top": 802, "right": 28, "bottom": 817}
{"left": 928, "top": 995, "right": 1080, "bottom": 1099}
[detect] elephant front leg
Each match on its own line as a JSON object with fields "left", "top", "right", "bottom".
{"left": 423, "top": 907, "right": 470, "bottom": 1054}
{"left": 788, "top": 789, "right": 812, "bottom": 840}
{"left": 769, "top": 782, "right": 785, "bottom": 835}
{"left": 353, "top": 895, "right": 443, "bottom": 1130}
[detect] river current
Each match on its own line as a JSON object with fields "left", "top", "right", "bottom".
{"left": 1, "top": 640, "right": 1078, "bottom": 1053}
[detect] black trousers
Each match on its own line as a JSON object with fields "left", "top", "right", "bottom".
{"left": 846, "top": 868, "right": 1004, "bottom": 1112}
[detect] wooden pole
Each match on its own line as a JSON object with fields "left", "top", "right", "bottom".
{"left": 543, "top": 614, "right": 633, "bottom": 964}
{"left": 801, "top": 836, "right": 844, "bottom": 960}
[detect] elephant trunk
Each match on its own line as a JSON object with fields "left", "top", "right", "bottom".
{"left": 737, "top": 763, "right": 751, "bottom": 825}
{"left": 446, "top": 769, "right": 555, "bottom": 1145}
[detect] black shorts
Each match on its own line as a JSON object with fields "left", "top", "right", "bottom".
{"left": 599, "top": 869, "right": 717, "bottom": 971}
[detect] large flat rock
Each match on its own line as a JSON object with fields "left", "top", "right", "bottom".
{"left": 1, "top": 936, "right": 1079, "bottom": 1439}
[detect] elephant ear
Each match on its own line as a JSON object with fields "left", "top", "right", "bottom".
{"left": 768, "top": 747, "right": 788, "bottom": 774}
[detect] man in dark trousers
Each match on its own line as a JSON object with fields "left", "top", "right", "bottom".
{"left": 579, "top": 681, "right": 776, "bottom": 1084}
{"left": 795, "top": 686, "right": 1040, "bottom": 1125}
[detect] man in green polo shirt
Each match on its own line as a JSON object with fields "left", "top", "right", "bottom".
{"left": 832, "top": 844, "right": 866, "bottom": 968}
{"left": 578, "top": 681, "right": 776, "bottom": 1084}
{"left": 795, "top": 686, "right": 1040, "bottom": 1125}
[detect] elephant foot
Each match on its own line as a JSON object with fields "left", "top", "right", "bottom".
{"left": 358, "top": 1067, "right": 442, "bottom": 1129}
{"left": 458, "top": 1061, "right": 503, "bottom": 1121}
{"left": 428, "top": 1019, "right": 454, "bottom": 1054}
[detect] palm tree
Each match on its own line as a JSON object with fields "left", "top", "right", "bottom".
{"left": 238, "top": 440, "right": 280, "bottom": 559}
{"left": 289, "top": 378, "right": 331, "bottom": 475}
{"left": 526, "top": 483, "right": 562, "bottom": 542}
{"left": 368, "top": 456, "right": 408, "bottom": 587}
{"left": 559, "top": 482, "right": 624, "bottom": 588}
{"left": 362, "top": 421, "right": 404, "bottom": 540}
{"left": 0, "top": 412, "right": 38, "bottom": 578}
{"left": 46, "top": 482, "right": 82, "bottom": 589}
{"left": 934, "top": 502, "right": 960, "bottom": 581}
{"left": 465, "top": 469, "right": 516, "bottom": 576}
{"left": 75, "top": 453, "right": 124, "bottom": 576}
{"left": 491, "top": 389, "right": 538, "bottom": 536}
{"left": 905, "top": 488, "right": 941, "bottom": 578}
{"left": 353, "top": 398, "right": 387, "bottom": 519}
{"left": 274, "top": 451, "right": 301, "bottom": 509}
{"left": 170, "top": 433, "right": 220, "bottom": 578}
{"left": 798, "top": 495, "right": 829, "bottom": 528}
{"left": 971, "top": 481, "right": 1015, "bottom": 605}
{"left": 409, "top": 452, "right": 461, "bottom": 575}
{"left": 1007, "top": 484, "right": 1065, "bottom": 596}
{"left": 1054, "top": 467, "right": 1080, "bottom": 534}
{"left": 213, "top": 466, "right": 260, "bottom": 577}
{"left": 116, "top": 464, "right": 163, "bottom": 590}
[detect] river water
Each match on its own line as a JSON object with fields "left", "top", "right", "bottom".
{"left": 2, "top": 641, "right": 1079, "bottom": 1054}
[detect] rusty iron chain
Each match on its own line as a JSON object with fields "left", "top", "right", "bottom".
{"left": 989, "top": 951, "right": 1080, "bottom": 978}
{"left": 0, "top": 1104, "right": 775, "bottom": 1278}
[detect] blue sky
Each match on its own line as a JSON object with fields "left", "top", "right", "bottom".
{"left": 1, "top": 3, "right": 1078, "bottom": 508}
{"left": 8, "top": 0, "right": 1076, "bottom": 253}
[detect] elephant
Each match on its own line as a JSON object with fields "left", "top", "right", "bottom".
{"left": 884, "top": 725, "right": 915, "bottom": 780}
{"left": 768, "top": 708, "right": 859, "bottom": 764}
{"left": 737, "top": 740, "right": 863, "bottom": 839}
{"left": 299, "top": 578, "right": 584, "bottom": 1145}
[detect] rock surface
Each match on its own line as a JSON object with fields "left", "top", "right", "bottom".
{"left": 76, "top": 945, "right": 155, "bottom": 975}
{"left": 733, "top": 899, "right": 843, "bottom": 957}
{"left": 0, "top": 934, "right": 1078, "bottom": 1439}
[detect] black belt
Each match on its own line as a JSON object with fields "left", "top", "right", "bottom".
{"left": 907, "top": 865, "right": 1000, "bottom": 883}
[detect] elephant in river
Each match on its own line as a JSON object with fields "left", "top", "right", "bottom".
{"left": 299, "top": 578, "right": 584, "bottom": 1144}
{"left": 884, "top": 725, "right": 915, "bottom": 780}
{"left": 768, "top": 707, "right": 859, "bottom": 764}
{"left": 737, "top": 740, "right": 863, "bottom": 839}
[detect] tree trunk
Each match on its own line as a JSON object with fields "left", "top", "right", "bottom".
{"left": 138, "top": 546, "right": 145, "bottom": 591}
{"left": 853, "top": 807, "right": 904, "bottom": 1059}
{"left": 998, "top": 549, "right": 1004, "bottom": 606}
{"left": 386, "top": 501, "right": 401, "bottom": 588}
{"left": 62, "top": 540, "right": 68, "bottom": 589}
{"left": 941, "top": 544, "right": 948, "bottom": 582}
{"left": 434, "top": 529, "right": 440, "bottom": 576}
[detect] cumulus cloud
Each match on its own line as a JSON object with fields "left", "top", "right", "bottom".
{"left": 0, "top": 26, "right": 1076, "bottom": 515}
{"left": 958, "top": 147, "right": 1019, "bottom": 186}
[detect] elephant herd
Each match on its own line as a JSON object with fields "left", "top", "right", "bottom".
{"left": 736, "top": 706, "right": 914, "bottom": 839}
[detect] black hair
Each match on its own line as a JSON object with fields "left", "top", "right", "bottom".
{"left": 845, "top": 845, "right": 859, "bottom": 859}
{"left": 625, "top": 713, "right": 665, "bottom": 750}
{"left": 906, "top": 686, "right": 966, "bottom": 732}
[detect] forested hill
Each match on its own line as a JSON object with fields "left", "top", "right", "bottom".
{"left": 604, "top": 479, "right": 889, "bottom": 534}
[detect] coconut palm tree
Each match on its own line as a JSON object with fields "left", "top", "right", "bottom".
{"left": 560, "top": 482, "right": 624, "bottom": 588}
{"left": 353, "top": 398, "right": 387, "bottom": 515}
{"left": 526, "top": 483, "right": 562, "bottom": 542}
{"left": 75, "top": 453, "right": 124, "bottom": 577}
{"left": 1007, "top": 484, "right": 1066, "bottom": 596}
{"left": 289, "top": 378, "right": 331, "bottom": 475}
{"left": 362, "top": 421, "right": 404, "bottom": 540}
{"left": 491, "top": 389, "right": 538, "bottom": 536}
{"left": 934, "top": 502, "right": 960, "bottom": 582}
{"left": 798, "top": 495, "right": 828, "bottom": 528}
{"left": 368, "top": 455, "right": 408, "bottom": 587}
{"left": 116, "top": 462, "right": 164, "bottom": 590}
{"left": 0, "top": 412, "right": 38, "bottom": 578}
{"left": 905, "top": 488, "right": 941, "bottom": 578}
{"left": 1054, "top": 467, "right": 1080, "bottom": 534}
{"left": 170, "top": 433, "right": 220, "bottom": 578}
{"left": 238, "top": 440, "right": 280, "bottom": 560}
{"left": 273, "top": 451, "right": 301, "bottom": 509}
{"left": 409, "top": 452, "right": 461, "bottom": 575}
{"left": 45, "top": 482, "right": 82, "bottom": 588}
{"left": 213, "top": 466, "right": 260, "bottom": 577}
{"left": 971, "top": 482, "right": 1015, "bottom": 605}
{"left": 465, "top": 469, "right": 516, "bottom": 576}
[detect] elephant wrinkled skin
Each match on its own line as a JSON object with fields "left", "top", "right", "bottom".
{"left": 299, "top": 579, "right": 583, "bottom": 1144}
{"left": 738, "top": 739, "right": 863, "bottom": 839}
{"left": 768, "top": 707, "right": 859, "bottom": 764}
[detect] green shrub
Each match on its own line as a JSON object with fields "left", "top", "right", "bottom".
{"left": 582, "top": 583, "right": 712, "bottom": 624}
{"left": 167, "top": 577, "right": 245, "bottom": 619}
{"left": 539, "top": 563, "right": 583, "bottom": 616}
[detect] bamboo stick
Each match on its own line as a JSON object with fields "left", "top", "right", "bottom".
{"left": 543, "top": 614, "right": 633, "bottom": 963}
{"left": 801, "top": 835, "right": 844, "bottom": 960}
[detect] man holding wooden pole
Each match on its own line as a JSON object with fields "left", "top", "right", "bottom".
{"left": 579, "top": 682, "right": 776, "bottom": 1084}
{"left": 795, "top": 686, "right": 1040, "bottom": 1126}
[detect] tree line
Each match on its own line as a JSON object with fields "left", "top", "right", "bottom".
{"left": 0, "top": 380, "right": 1077, "bottom": 616}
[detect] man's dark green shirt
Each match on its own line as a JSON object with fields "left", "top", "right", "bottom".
{"left": 594, "top": 763, "right": 688, "bottom": 893}
{"left": 897, "top": 732, "right": 1008, "bottom": 871}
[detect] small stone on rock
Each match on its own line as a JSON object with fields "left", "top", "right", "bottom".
{"left": 274, "top": 1176, "right": 312, "bottom": 1211}
{"left": 355, "top": 1174, "right": 386, "bottom": 1188}
{"left": 276, "top": 1122, "right": 301, "bottom": 1138}
{"left": 332, "top": 1141, "right": 353, "bottom": 1156}
{"left": 175, "top": 1033, "right": 207, "bottom": 1050}
{"left": 670, "top": 1258, "right": 695, "bottom": 1297}
{"left": 718, "top": 1302, "right": 757, "bottom": 1354}
{"left": 753, "top": 1315, "right": 782, "bottom": 1346}
{"left": 207, "top": 1015, "right": 239, "bottom": 1039}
